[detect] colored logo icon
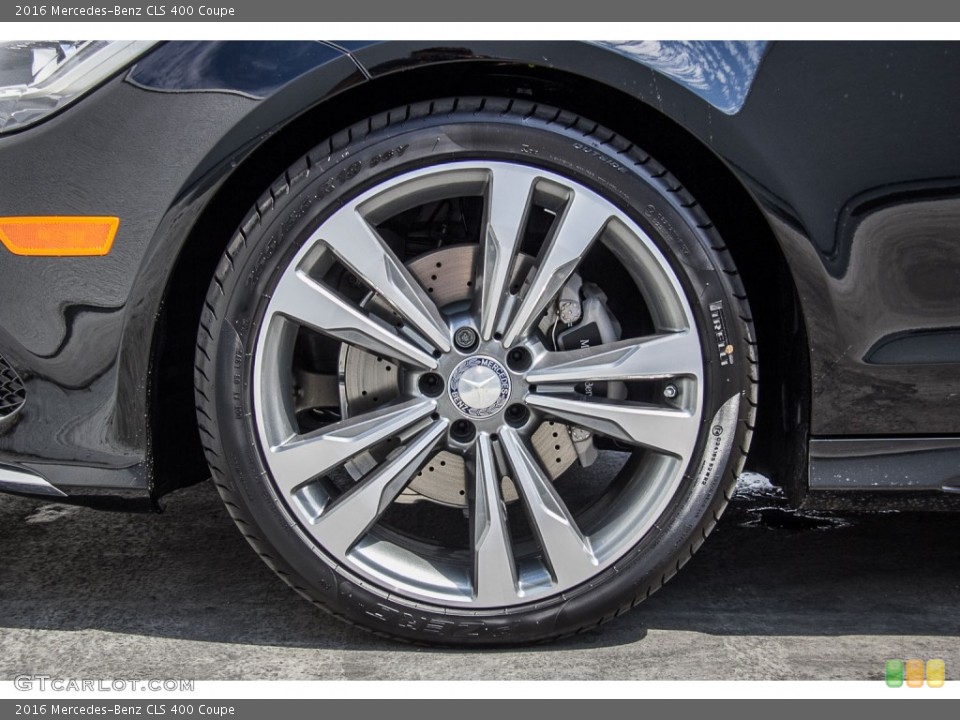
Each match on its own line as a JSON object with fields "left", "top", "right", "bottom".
{"left": 885, "top": 659, "right": 904, "bottom": 688}
{"left": 927, "top": 659, "right": 945, "bottom": 688}
{"left": 885, "top": 658, "right": 945, "bottom": 687}
{"left": 905, "top": 659, "right": 924, "bottom": 687}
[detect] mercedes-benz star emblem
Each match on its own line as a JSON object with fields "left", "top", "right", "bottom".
{"left": 448, "top": 356, "right": 511, "bottom": 418}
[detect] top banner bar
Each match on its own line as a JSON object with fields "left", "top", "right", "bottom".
{"left": 6, "top": 1, "right": 960, "bottom": 23}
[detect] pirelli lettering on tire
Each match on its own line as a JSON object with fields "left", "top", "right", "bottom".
{"left": 710, "top": 300, "right": 735, "bottom": 366}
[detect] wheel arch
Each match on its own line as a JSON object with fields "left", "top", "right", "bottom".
{"left": 149, "top": 56, "right": 810, "bottom": 503}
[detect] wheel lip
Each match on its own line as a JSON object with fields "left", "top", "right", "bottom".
{"left": 250, "top": 159, "right": 705, "bottom": 609}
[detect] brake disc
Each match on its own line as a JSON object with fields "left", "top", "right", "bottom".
{"left": 339, "top": 244, "right": 577, "bottom": 507}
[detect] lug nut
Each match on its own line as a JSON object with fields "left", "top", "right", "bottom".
{"left": 418, "top": 372, "right": 444, "bottom": 398}
{"left": 454, "top": 326, "right": 478, "bottom": 350}
{"left": 505, "top": 403, "right": 529, "bottom": 427}
{"left": 506, "top": 346, "right": 532, "bottom": 372}
{"left": 450, "top": 419, "right": 477, "bottom": 442}
{"left": 663, "top": 384, "right": 678, "bottom": 399}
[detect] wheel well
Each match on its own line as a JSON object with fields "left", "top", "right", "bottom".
{"left": 149, "top": 60, "right": 810, "bottom": 502}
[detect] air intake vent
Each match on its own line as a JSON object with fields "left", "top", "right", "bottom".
{"left": 0, "top": 354, "right": 26, "bottom": 418}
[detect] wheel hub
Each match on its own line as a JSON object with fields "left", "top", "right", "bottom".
{"left": 449, "top": 356, "right": 511, "bottom": 418}
{"left": 338, "top": 244, "right": 578, "bottom": 507}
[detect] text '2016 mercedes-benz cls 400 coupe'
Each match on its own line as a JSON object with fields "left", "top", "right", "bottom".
{"left": 1, "top": 40, "right": 959, "bottom": 644}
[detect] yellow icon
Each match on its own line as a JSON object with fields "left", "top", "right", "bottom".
{"left": 926, "top": 659, "right": 945, "bottom": 688}
{"left": 905, "top": 658, "right": 925, "bottom": 687}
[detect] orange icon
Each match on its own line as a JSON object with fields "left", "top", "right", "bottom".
{"left": 905, "top": 658, "right": 925, "bottom": 688}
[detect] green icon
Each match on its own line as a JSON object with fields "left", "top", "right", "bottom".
{"left": 886, "top": 659, "right": 904, "bottom": 687}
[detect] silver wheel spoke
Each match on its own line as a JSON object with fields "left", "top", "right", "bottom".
{"left": 270, "top": 269, "right": 438, "bottom": 370}
{"left": 317, "top": 209, "right": 451, "bottom": 353}
{"left": 501, "top": 190, "right": 612, "bottom": 347}
{"left": 500, "top": 428, "right": 597, "bottom": 586}
{"left": 311, "top": 419, "right": 449, "bottom": 557}
{"left": 527, "top": 331, "right": 701, "bottom": 385}
{"left": 477, "top": 168, "right": 536, "bottom": 341}
{"left": 269, "top": 398, "right": 436, "bottom": 495}
{"left": 470, "top": 433, "right": 519, "bottom": 603}
{"left": 526, "top": 394, "right": 697, "bottom": 459}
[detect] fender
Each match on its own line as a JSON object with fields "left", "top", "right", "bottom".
{"left": 0, "top": 41, "right": 364, "bottom": 491}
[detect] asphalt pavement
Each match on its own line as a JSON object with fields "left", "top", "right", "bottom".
{"left": 1, "top": 474, "right": 957, "bottom": 681}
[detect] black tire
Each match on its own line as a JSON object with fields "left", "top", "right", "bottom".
{"left": 194, "top": 97, "right": 757, "bottom": 645}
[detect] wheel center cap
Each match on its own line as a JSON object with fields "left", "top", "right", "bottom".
{"left": 449, "top": 356, "right": 511, "bottom": 418}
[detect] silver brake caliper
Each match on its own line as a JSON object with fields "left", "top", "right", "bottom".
{"left": 541, "top": 276, "right": 626, "bottom": 468}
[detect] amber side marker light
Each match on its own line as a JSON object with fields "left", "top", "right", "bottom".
{"left": 0, "top": 216, "right": 119, "bottom": 256}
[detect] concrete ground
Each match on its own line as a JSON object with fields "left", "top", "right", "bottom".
{"left": 1, "top": 475, "right": 957, "bottom": 681}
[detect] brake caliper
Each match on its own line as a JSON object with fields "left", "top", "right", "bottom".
{"left": 545, "top": 276, "right": 625, "bottom": 467}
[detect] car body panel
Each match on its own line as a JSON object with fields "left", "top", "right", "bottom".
{"left": 0, "top": 41, "right": 363, "bottom": 490}
{"left": 0, "top": 40, "right": 958, "bottom": 497}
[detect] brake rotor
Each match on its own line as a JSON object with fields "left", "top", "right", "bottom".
{"left": 339, "top": 244, "right": 577, "bottom": 507}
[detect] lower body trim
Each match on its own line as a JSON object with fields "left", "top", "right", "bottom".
{"left": 810, "top": 437, "right": 960, "bottom": 492}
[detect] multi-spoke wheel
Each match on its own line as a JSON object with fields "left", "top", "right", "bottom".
{"left": 195, "top": 97, "right": 757, "bottom": 644}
